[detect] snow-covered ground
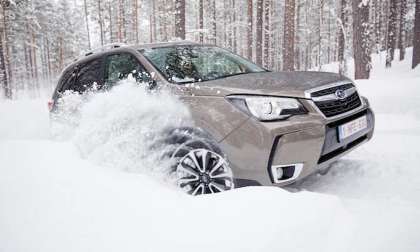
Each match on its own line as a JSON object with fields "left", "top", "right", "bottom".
{"left": 1, "top": 51, "right": 420, "bottom": 252}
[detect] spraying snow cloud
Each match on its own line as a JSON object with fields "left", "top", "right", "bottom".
{"left": 51, "top": 79, "right": 192, "bottom": 176}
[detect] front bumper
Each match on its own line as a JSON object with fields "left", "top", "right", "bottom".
{"left": 219, "top": 99, "right": 375, "bottom": 187}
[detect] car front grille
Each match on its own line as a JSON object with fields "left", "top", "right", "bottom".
{"left": 311, "top": 83, "right": 354, "bottom": 97}
{"left": 310, "top": 83, "right": 362, "bottom": 117}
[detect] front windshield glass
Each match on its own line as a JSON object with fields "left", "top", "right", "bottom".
{"left": 141, "top": 46, "right": 266, "bottom": 84}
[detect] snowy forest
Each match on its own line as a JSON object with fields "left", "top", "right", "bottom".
{"left": 0, "top": 0, "right": 419, "bottom": 99}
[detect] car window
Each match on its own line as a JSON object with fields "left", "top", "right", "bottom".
{"left": 141, "top": 46, "right": 266, "bottom": 84}
{"left": 57, "top": 67, "right": 77, "bottom": 94}
{"left": 104, "top": 53, "right": 151, "bottom": 87}
{"left": 72, "top": 58, "right": 103, "bottom": 93}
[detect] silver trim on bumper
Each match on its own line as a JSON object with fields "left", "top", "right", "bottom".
{"left": 271, "top": 163, "right": 304, "bottom": 184}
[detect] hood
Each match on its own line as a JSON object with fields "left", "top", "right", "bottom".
{"left": 189, "top": 71, "right": 352, "bottom": 98}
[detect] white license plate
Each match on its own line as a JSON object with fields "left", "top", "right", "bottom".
{"left": 338, "top": 115, "right": 368, "bottom": 141}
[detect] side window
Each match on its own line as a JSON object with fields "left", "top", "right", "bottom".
{"left": 56, "top": 67, "right": 77, "bottom": 96}
{"left": 104, "top": 53, "right": 151, "bottom": 86}
{"left": 72, "top": 58, "right": 103, "bottom": 93}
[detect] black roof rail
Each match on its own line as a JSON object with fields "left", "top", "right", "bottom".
{"left": 84, "top": 43, "right": 128, "bottom": 57}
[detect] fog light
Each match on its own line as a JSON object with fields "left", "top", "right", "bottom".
{"left": 276, "top": 167, "right": 284, "bottom": 180}
{"left": 271, "top": 163, "right": 304, "bottom": 184}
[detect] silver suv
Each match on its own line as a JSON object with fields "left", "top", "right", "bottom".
{"left": 51, "top": 41, "right": 375, "bottom": 195}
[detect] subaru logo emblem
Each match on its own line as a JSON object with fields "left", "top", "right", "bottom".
{"left": 335, "top": 89, "right": 347, "bottom": 99}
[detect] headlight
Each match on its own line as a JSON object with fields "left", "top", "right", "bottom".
{"left": 227, "top": 95, "right": 307, "bottom": 121}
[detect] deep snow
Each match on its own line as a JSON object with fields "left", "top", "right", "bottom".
{"left": 1, "top": 51, "right": 420, "bottom": 252}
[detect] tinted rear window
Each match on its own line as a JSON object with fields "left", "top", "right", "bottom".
{"left": 72, "top": 58, "right": 103, "bottom": 92}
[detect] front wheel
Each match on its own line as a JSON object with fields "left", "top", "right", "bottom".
{"left": 176, "top": 148, "right": 234, "bottom": 195}
{"left": 160, "top": 128, "right": 235, "bottom": 195}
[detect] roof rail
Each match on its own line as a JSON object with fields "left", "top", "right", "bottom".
{"left": 84, "top": 43, "right": 128, "bottom": 56}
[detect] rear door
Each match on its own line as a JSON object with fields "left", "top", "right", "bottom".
{"left": 103, "top": 52, "right": 152, "bottom": 88}
{"left": 54, "top": 66, "right": 78, "bottom": 100}
{"left": 72, "top": 57, "right": 104, "bottom": 92}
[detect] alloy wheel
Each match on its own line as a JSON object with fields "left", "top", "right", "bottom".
{"left": 176, "top": 149, "right": 234, "bottom": 195}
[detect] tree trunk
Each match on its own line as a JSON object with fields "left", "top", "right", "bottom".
{"left": 108, "top": 2, "right": 113, "bottom": 43}
{"left": 338, "top": 0, "right": 347, "bottom": 75}
{"left": 255, "top": 0, "right": 263, "bottom": 65}
{"left": 283, "top": 0, "right": 295, "bottom": 71}
{"left": 304, "top": 0, "right": 309, "bottom": 70}
{"left": 31, "top": 31, "right": 38, "bottom": 81}
{"left": 382, "top": 0, "right": 390, "bottom": 51}
{"left": 318, "top": 0, "right": 324, "bottom": 70}
{"left": 295, "top": 2, "right": 301, "bottom": 70}
{"left": 352, "top": 0, "right": 371, "bottom": 79}
{"left": 121, "top": 0, "right": 126, "bottom": 40}
{"left": 263, "top": 0, "right": 270, "bottom": 68}
{"left": 210, "top": 0, "right": 217, "bottom": 45}
{"left": 59, "top": 37, "right": 64, "bottom": 70}
{"left": 28, "top": 40, "right": 34, "bottom": 79}
{"left": 0, "top": 11, "right": 10, "bottom": 99}
{"left": 31, "top": 30, "right": 39, "bottom": 96}
{"left": 413, "top": 0, "right": 420, "bottom": 69}
{"left": 159, "top": 1, "right": 168, "bottom": 42}
{"left": 398, "top": 0, "right": 407, "bottom": 61}
{"left": 84, "top": 0, "right": 91, "bottom": 49}
{"left": 98, "top": 0, "right": 104, "bottom": 46}
{"left": 327, "top": 3, "right": 331, "bottom": 63}
{"left": 232, "top": 0, "right": 237, "bottom": 53}
{"left": 199, "top": 0, "right": 204, "bottom": 43}
{"left": 46, "top": 38, "right": 51, "bottom": 80}
{"left": 117, "top": 0, "right": 122, "bottom": 42}
{"left": 3, "top": 5, "right": 12, "bottom": 89}
{"left": 227, "top": 1, "right": 233, "bottom": 49}
{"left": 133, "top": 0, "right": 139, "bottom": 44}
{"left": 247, "top": 0, "right": 253, "bottom": 60}
{"left": 223, "top": 1, "right": 227, "bottom": 47}
{"left": 386, "top": 0, "right": 398, "bottom": 68}
{"left": 373, "top": 0, "right": 381, "bottom": 52}
{"left": 174, "top": 0, "right": 185, "bottom": 40}
{"left": 150, "top": 0, "right": 156, "bottom": 42}
{"left": 24, "top": 43, "right": 31, "bottom": 82}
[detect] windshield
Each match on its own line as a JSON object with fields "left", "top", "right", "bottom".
{"left": 141, "top": 46, "right": 266, "bottom": 84}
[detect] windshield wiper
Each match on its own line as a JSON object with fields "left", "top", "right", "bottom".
{"left": 209, "top": 72, "right": 252, "bottom": 81}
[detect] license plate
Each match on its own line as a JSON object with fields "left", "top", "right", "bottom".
{"left": 338, "top": 115, "right": 368, "bottom": 141}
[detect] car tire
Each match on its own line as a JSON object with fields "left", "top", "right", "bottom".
{"left": 164, "top": 128, "right": 235, "bottom": 195}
